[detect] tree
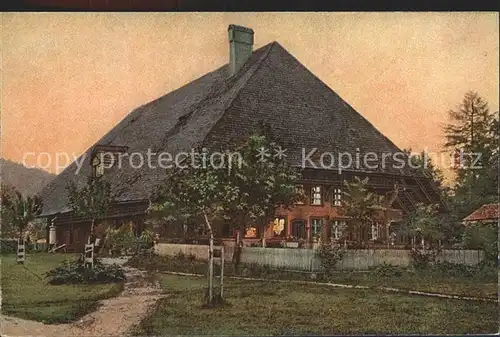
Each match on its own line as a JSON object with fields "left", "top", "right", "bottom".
{"left": 148, "top": 162, "right": 231, "bottom": 305}
{"left": 461, "top": 221, "right": 498, "bottom": 266}
{"left": 339, "top": 176, "right": 384, "bottom": 245}
{"left": 66, "top": 176, "right": 113, "bottom": 245}
{"left": 399, "top": 203, "right": 443, "bottom": 249}
{"left": 443, "top": 92, "right": 498, "bottom": 218}
{"left": 148, "top": 134, "right": 302, "bottom": 303}
{"left": 405, "top": 148, "right": 450, "bottom": 202}
{"left": 1, "top": 185, "right": 43, "bottom": 242}
{"left": 222, "top": 135, "right": 302, "bottom": 248}
{"left": 1, "top": 184, "right": 19, "bottom": 239}
{"left": 443, "top": 91, "right": 496, "bottom": 168}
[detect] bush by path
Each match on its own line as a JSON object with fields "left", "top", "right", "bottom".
{"left": 1, "top": 253, "right": 124, "bottom": 324}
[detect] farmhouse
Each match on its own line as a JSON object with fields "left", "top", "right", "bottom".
{"left": 40, "top": 25, "right": 445, "bottom": 252}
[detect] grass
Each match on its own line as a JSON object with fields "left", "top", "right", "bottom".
{"left": 1, "top": 253, "right": 124, "bottom": 324}
{"left": 126, "top": 254, "right": 498, "bottom": 299}
{"left": 133, "top": 274, "right": 498, "bottom": 335}
{"left": 327, "top": 268, "right": 498, "bottom": 299}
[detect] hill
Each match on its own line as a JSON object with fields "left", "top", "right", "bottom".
{"left": 0, "top": 159, "right": 56, "bottom": 196}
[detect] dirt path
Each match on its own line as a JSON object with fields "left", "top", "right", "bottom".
{"left": 1, "top": 260, "right": 164, "bottom": 337}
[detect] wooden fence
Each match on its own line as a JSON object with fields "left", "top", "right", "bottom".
{"left": 154, "top": 243, "right": 484, "bottom": 271}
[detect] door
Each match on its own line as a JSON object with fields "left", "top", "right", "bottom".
{"left": 291, "top": 220, "right": 307, "bottom": 240}
{"left": 63, "top": 230, "right": 71, "bottom": 246}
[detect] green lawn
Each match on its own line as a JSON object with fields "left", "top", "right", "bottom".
{"left": 327, "top": 270, "right": 498, "bottom": 299}
{"left": 133, "top": 274, "right": 498, "bottom": 335}
{"left": 1, "top": 253, "right": 124, "bottom": 324}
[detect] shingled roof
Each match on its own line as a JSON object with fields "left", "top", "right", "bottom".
{"left": 463, "top": 204, "right": 500, "bottom": 223}
{"left": 40, "top": 41, "right": 418, "bottom": 216}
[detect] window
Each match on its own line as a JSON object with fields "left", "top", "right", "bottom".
{"left": 311, "top": 218, "right": 323, "bottom": 239}
{"left": 295, "top": 185, "right": 305, "bottom": 204}
{"left": 92, "top": 155, "right": 104, "bottom": 178}
{"left": 332, "top": 188, "right": 342, "bottom": 206}
{"left": 272, "top": 217, "right": 286, "bottom": 237}
{"left": 245, "top": 227, "right": 257, "bottom": 238}
{"left": 331, "top": 220, "right": 346, "bottom": 240}
{"left": 370, "top": 224, "right": 379, "bottom": 240}
{"left": 91, "top": 145, "right": 128, "bottom": 178}
{"left": 310, "top": 186, "right": 322, "bottom": 205}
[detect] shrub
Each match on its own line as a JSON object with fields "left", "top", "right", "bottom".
{"left": 105, "top": 223, "right": 136, "bottom": 256}
{"left": 461, "top": 222, "right": 498, "bottom": 265}
{"left": 369, "top": 263, "right": 404, "bottom": 278}
{"left": 409, "top": 247, "right": 440, "bottom": 270}
{"left": 46, "top": 257, "right": 126, "bottom": 285}
{"left": 0, "top": 239, "right": 17, "bottom": 254}
{"left": 424, "top": 260, "right": 497, "bottom": 281}
{"left": 266, "top": 240, "right": 285, "bottom": 248}
{"left": 316, "top": 241, "right": 346, "bottom": 277}
{"left": 173, "top": 251, "right": 197, "bottom": 261}
{"left": 427, "top": 261, "right": 476, "bottom": 278}
{"left": 126, "top": 253, "right": 208, "bottom": 275}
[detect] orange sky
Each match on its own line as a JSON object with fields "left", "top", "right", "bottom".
{"left": 1, "top": 13, "right": 499, "bottom": 183}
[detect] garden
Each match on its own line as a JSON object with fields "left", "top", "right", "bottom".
{"left": 124, "top": 247, "right": 498, "bottom": 335}
{"left": 132, "top": 273, "right": 498, "bottom": 335}
{"left": 1, "top": 253, "right": 125, "bottom": 324}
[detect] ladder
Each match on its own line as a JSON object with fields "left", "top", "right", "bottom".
{"left": 84, "top": 244, "right": 94, "bottom": 269}
{"left": 17, "top": 239, "right": 25, "bottom": 264}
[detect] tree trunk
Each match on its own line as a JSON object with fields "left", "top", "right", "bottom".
{"left": 88, "top": 219, "right": 95, "bottom": 244}
{"left": 18, "top": 224, "right": 24, "bottom": 243}
{"left": 261, "top": 221, "right": 267, "bottom": 248}
{"left": 386, "top": 222, "right": 390, "bottom": 249}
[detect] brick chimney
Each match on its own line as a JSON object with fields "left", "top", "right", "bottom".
{"left": 228, "top": 24, "right": 254, "bottom": 76}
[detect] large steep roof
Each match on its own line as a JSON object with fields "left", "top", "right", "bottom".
{"left": 40, "top": 42, "right": 416, "bottom": 216}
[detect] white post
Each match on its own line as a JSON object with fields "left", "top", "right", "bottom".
{"left": 203, "top": 210, "right": 214, "bottom": 305}
{"left": 220, "top": 246, "right": 224, "bottom": 299}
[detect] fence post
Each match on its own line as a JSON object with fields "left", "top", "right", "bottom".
{"left": 220, "top": 246, "right": 224, "bottom": 299}
{"left": 84, "top": 244, "right": 94, "bottom": 269}
{"left": 17, "top": 239, "right": 25, "bottom": 264}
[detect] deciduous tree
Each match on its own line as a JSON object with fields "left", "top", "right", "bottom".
{"left": 339, "top": 176, "right": 384, "bottom": 245}
{"left": 66, "top": 176, "right": 113, "bottom": 244}
{"left": 1, "top": 185, "right": 43, "bottom": 241}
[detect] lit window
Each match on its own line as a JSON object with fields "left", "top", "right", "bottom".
{"left": 370, "top": 224, "right": 379, "bottom": 240}
{"left": 272, "top": 218, "right": 286, "bottom": 237}
{"left": 332, "top": 188, "right": 342, "bottom": 206}
{"left": 332, "top": 220, "right": 346, "bottom": 240}
{"left": 311, "top": 186, "right": 322, "bottom": 205}
{"left": 311, "top": 218, "right": 323, "bottom": 239}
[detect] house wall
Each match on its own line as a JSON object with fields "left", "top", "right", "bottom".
{"left": 54, "top": 222, "right": 91, "bottom": 252}
{"left": 154, "top": 243, "right": 484, "bottom": 271}
{"left": 241, "top": 182, "right": 403, "bottom": 245}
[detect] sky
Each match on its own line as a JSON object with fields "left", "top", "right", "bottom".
{"left": 1, "top": 12, "right": 499, "bottom": 183}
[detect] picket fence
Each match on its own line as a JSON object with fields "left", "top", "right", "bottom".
{"left": 154, "top": 243, "right": 484, "bottom": 271}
